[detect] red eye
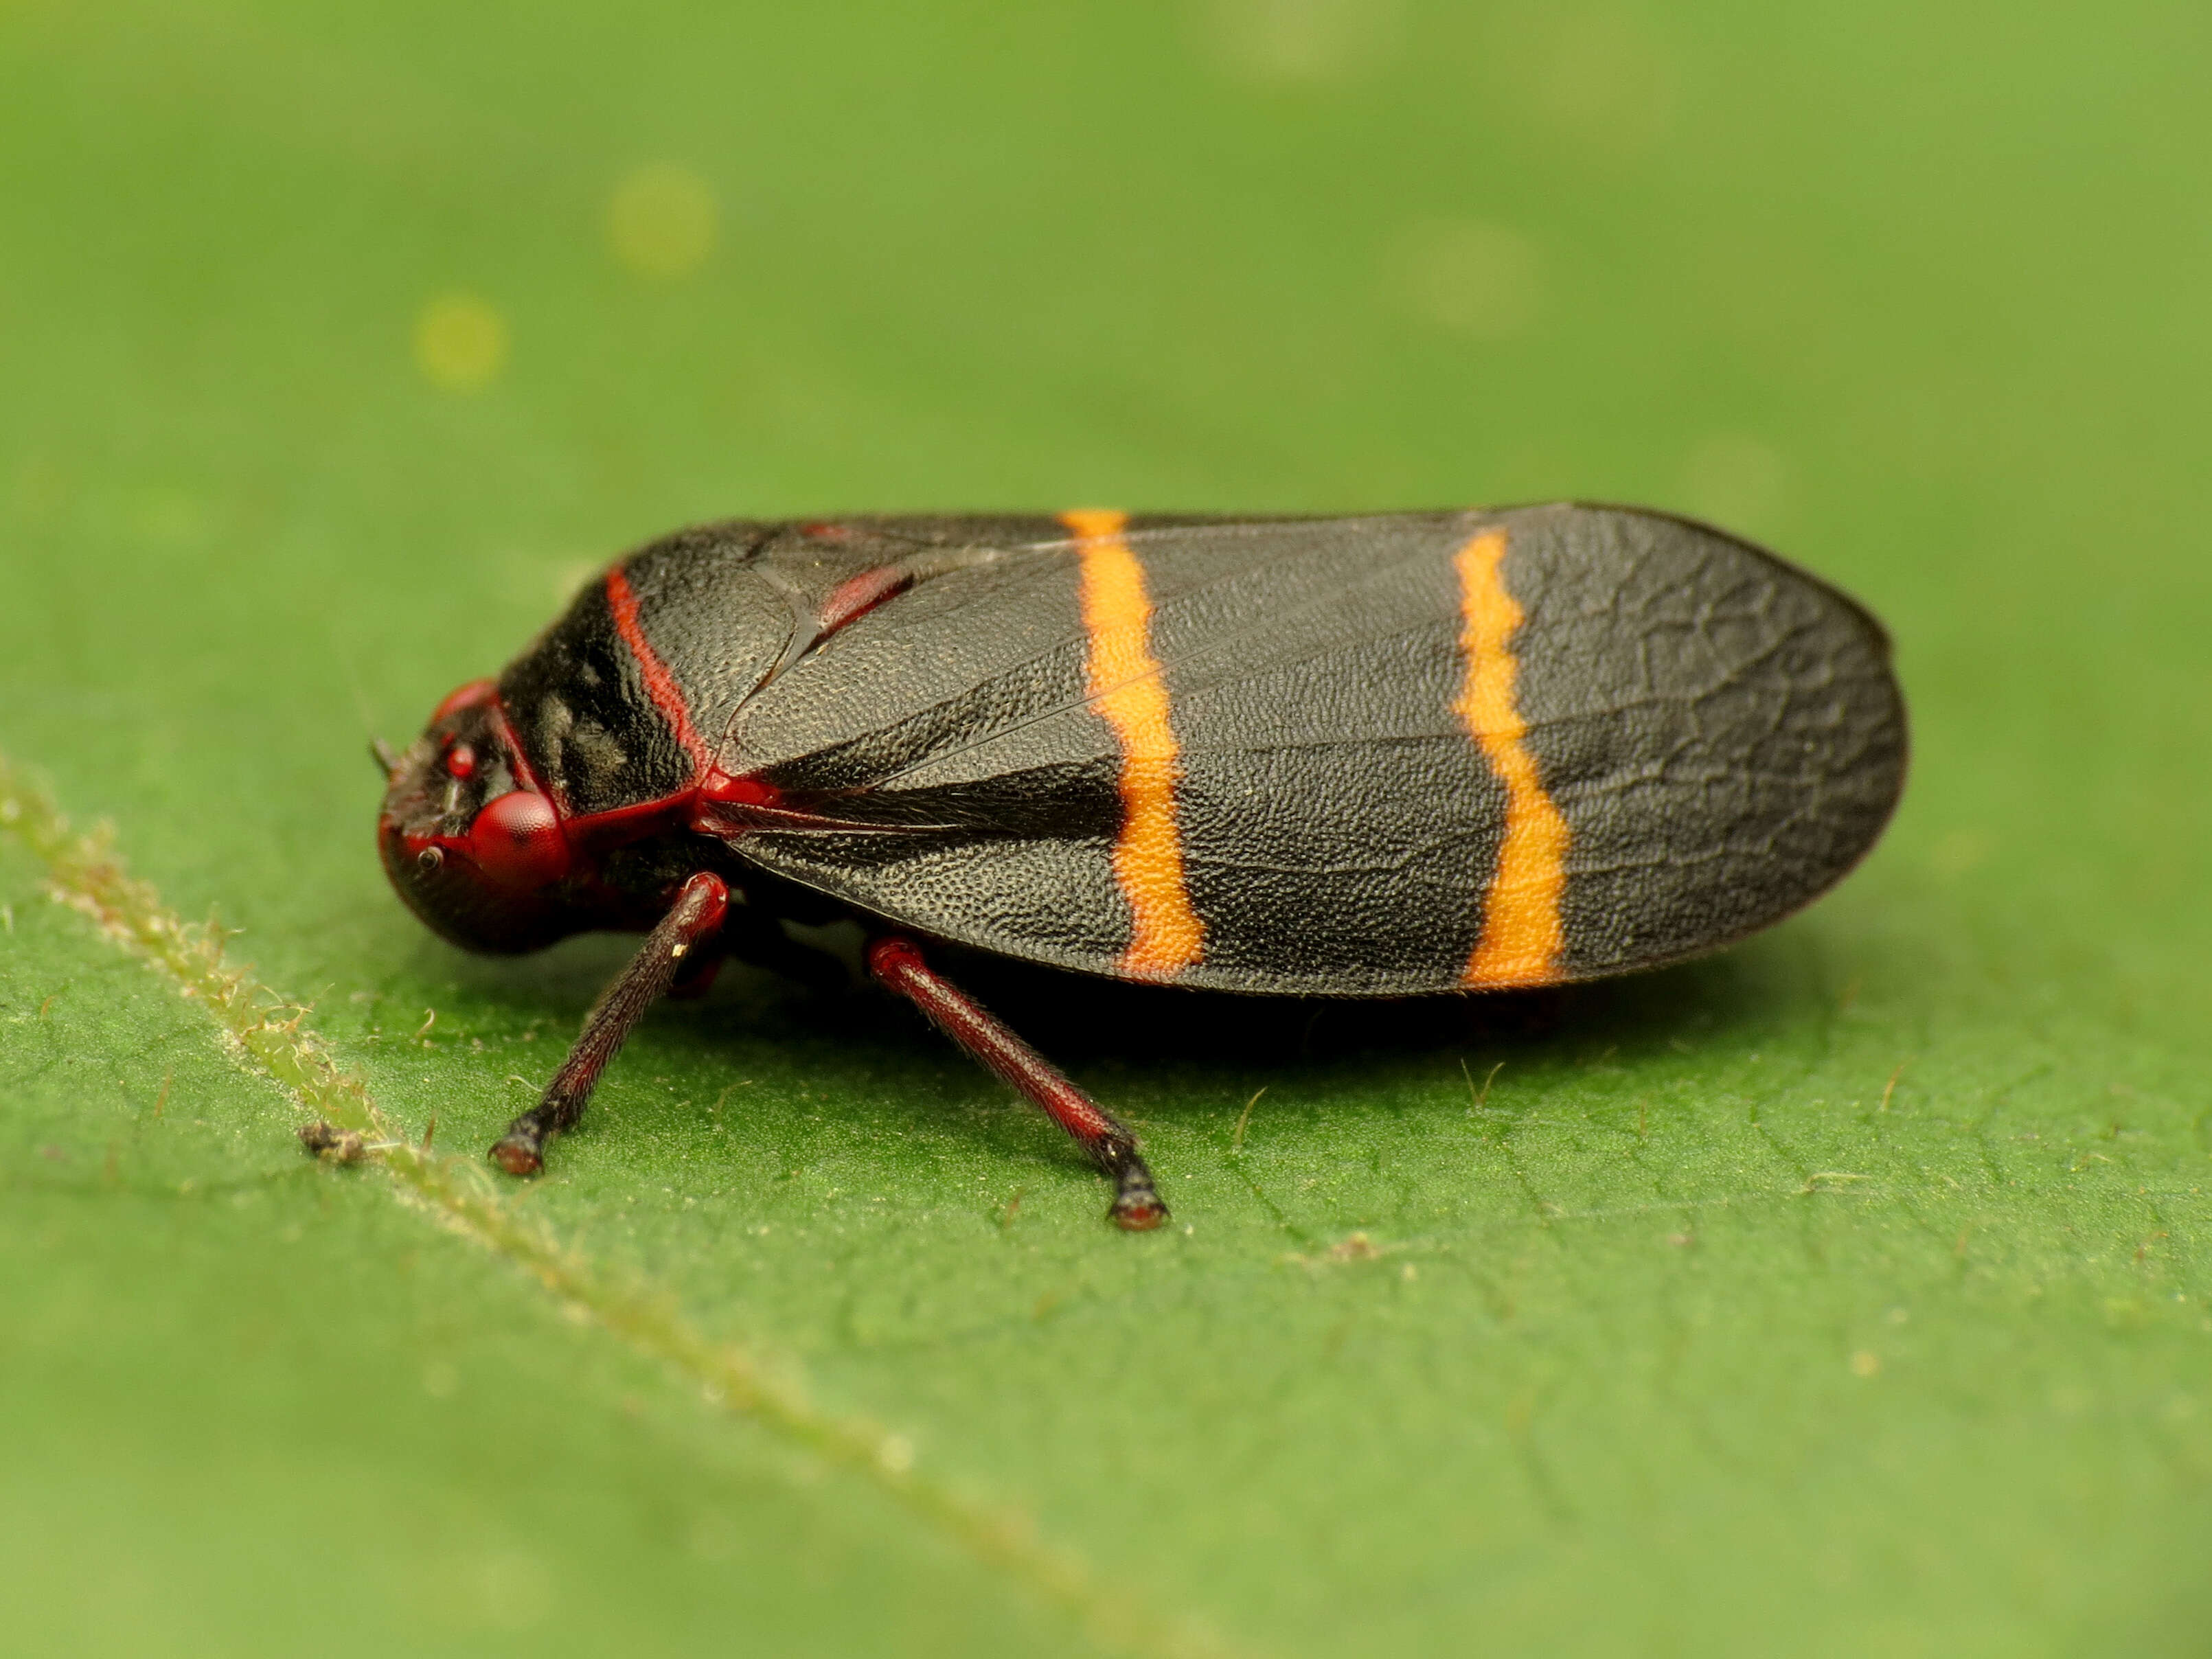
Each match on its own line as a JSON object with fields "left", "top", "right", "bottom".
{"left": 445, "top": 742, "right": 477, "bottom": 779}
{"left": 467, "top": 791, "right": 570, "bottom": 891}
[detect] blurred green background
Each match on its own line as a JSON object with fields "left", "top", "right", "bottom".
{"left": 3, "top": 1, "right": 2209, "bottom": 1654}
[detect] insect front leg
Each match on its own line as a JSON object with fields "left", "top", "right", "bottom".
{"left": 865, "top": 935, "right": 1167, "bottom": 1231}
{"left": 490, "top": 871, "right": 730, "bottom": 1176}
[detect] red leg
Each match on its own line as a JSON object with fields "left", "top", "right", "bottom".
{"left": 491, "top": 871, "right": 729, "bottom": 1176}
{"left": 867, "top": 935, "right": 1167, "bottom": 1231}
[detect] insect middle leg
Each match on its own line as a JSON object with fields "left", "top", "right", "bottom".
{"left": 865, "top": 935, "right": 1167, "bottom": 1231}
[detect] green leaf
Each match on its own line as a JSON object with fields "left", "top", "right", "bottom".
{"left": 3, "top": 3, "right": 2209, "bottom": 1654}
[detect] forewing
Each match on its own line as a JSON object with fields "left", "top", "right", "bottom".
{"left": 719, "top": 507, "right": 1906, "bottom": 996}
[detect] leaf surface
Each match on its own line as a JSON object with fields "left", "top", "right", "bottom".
{"left": 2, "top": 3, "right": 2209, "bottom": 1654}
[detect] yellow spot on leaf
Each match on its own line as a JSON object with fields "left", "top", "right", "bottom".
{"left": 413, "top": 293, "right": 508, "bottom": 392}
{"left": 606, "top": 163, "right": 717, "bottom": 279}
{"left": 1198, "top": 0, "right": 1404, "bottom": 84}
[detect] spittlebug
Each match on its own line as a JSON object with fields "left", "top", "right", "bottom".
{"left": 371, "top": 506, "right": 1906, "bottom": 1228}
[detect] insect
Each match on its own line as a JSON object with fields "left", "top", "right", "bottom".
{"left": 370, "top": 506, "right": 1906, "bottom": 1228}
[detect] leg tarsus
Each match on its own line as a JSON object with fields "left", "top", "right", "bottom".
{"left": 1102, "top": 1138, "right": 1168, "bottom": 1231}
{"left": 490, "top": 871, "right": 730, "bottom": 1177}
{"left": 867, "top": 933, "right": 1170, "bottom": 1229}
{"left": 488, "top": 1127, "right": 545, "bottom": 1176}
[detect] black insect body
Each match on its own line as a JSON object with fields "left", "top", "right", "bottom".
{"left": 373, "top": 507, "right": 1908, "bottom": 1227}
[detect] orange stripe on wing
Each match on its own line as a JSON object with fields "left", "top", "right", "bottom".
{"left": 1061, "top": 508, "right": 1205, "bottom": 979}
{"left": 1452, "top": 527, "right": 1570, "bottom": 987}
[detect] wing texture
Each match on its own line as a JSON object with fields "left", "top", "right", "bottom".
{"left": 716, "top": 505, "right": 1906, "bottom": 996}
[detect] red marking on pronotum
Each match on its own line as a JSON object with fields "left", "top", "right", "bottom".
{"left": 605, "top": 567, "right": 712, "bottom": 770}
{"left": 482, "top": 693, "right": 555, "bottom": 801}
{"left": 431, "top": 678, "right": 496, "bottom": 723}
